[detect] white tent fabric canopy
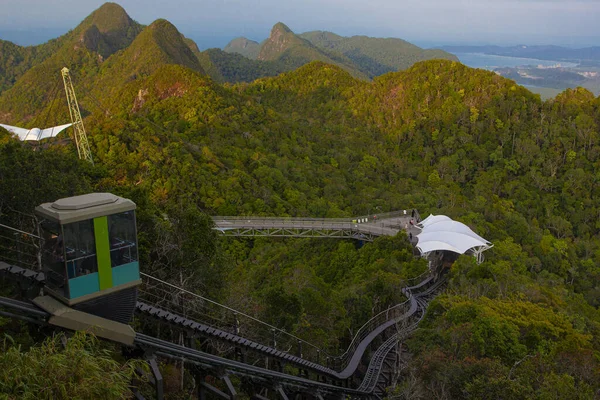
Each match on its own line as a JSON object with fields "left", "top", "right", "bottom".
{"left": 415, "top": 215, "right": 492, "bottom": 262}
{"left": 418, "top": 214, "right": 452, "bottom": 228}
{"left": 0, "top": 123, "right": 73, "bottom": 141}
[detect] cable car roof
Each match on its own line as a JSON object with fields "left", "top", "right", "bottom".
{"left": 35, "top": 193, "right": 136, "bottom": 224}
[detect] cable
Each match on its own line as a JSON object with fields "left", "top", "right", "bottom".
{"left": 0, "top": 222, "right": 39, "bottom": 238}
{"left": 40, "top": 77, "right": 62, "bottom": 129}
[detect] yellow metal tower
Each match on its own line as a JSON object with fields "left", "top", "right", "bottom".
{"left": 61, "top": 67, "right": 93, "bottom": 165}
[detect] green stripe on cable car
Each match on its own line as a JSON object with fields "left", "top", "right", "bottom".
{"left": 93, "top": 216, "right": 113, "bottom": 290}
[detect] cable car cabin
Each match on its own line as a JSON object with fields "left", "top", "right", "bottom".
{"left": 35, "top": 193, "right": 140, "bottom": 323}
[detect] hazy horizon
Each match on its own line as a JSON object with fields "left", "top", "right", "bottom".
{"left": 0, "top": 0, "right": 599, "bottom": 49}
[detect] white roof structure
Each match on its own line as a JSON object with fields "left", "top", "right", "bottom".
{"left": 418, "top": 214, "right": 452, "bottom": 228}
{"left": 0, "top": 123, "right": 73, "bottom": 141}
{"left": 416, "top": 214, "right": 492, "bottom": 263}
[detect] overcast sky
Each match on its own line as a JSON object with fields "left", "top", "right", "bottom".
{"left": 0, "top": 0, "right": 598, "bottom": 48}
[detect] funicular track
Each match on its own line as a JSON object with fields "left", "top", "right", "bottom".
{"left": 0, "top": 214, "right": 446, "bottom": 399}
{"left": 1, "top": 260, "right": 446, "bottom": 398}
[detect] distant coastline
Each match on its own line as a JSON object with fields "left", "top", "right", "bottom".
{"left": 455, "top": 52, "right": 578, "bottom": 70}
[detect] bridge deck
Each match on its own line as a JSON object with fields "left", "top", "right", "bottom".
{"left": 213, "top": 211, "right": 421, "bottom": 242}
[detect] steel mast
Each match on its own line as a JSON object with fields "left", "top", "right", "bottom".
{"left": 61, "top": 67, "right": 93, "bottom": 164}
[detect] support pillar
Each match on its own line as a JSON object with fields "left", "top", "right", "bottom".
{"left": 277, "top": 386, "right": 289, "bottom": 400}
{"left": 146, "top": 353, "right": 164, "bottom": 400}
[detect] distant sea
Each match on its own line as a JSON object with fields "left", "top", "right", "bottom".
{"left": 454, "top": 52, "right": 578, "bottom": 70}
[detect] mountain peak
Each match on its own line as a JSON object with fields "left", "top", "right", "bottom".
{"left": 149, "top": 18, "right": 176, "bottom": 31}
{"left": 76, "top": 2, "right": 142, "bottom": 58}
{"left": 258, "top": 22, "right": 305, "bottom": 61}
{"left": 83, "top": 2, "right": 134, "bottom": 33}
{"left": 224, "top": 37, "right": 261, "bottom": 59}
{"left": 271, "top": 22, "right": 292, "bottom": 35}
{"left": 108, "top": 18, "right": 204, "bottom": 77}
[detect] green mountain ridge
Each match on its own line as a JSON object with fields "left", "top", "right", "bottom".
{"left": 0, "top": 3, "right": 141, "bottom": 96}
{"left": 197, "top": 48, "right": 287, "bottom": 83}
{"left": 256, "top": 22, "right": 368, "bottom": 80}
{"left": 299, "top": 30, "right": 459, "bottom": 78}
{"left": 0, "top": 6, "right": 208, "bottom": 126}
{"left": 98, "top": 19, "right": 205, "bottom": 82}
{"left": 224, "top": 37, "right": 261, "bottom": 59}
{"left": 224, "top": 26, "right": 458, "bottom": 80}
{"left": 74, "top": 2, "right": 143, "bottom": 58}
{"left": 0, "top": 2, "right": 146, "bottom": 124}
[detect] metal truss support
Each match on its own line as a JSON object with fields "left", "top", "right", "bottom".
{"left": 276, "top": 386, "right": 289, "bottom": 400}
{"left": 194, "top": 369, "right": 207, "bottom": 400}
{"left": 217, "top": 227, "right": 375, "bottom": 242}
{"left": 61, "top": 67, "right": 93, "bottom": 164}
{"left": 201, "top": 381, "right": 231, "bottom": 399}
{"left": 223, "top": 375, "right": 238, "bottom": 400}
{"left": 198, "top": 374, "right": 238, "bottom": 400}
{"left": 146, "top": 353, "right": 164, "bottom": 400}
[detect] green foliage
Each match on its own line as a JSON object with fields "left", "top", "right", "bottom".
{"left": 224, "top": 233, "right": 426, "bottom": 349}
{"left": 0, "top": 332, "right": 147, "bottom": 399}
{"left": 199, "top": 48, "right": 287, "bottom": 83}
{"left": 224, "top": 37, "right": 261, "bottom": 59}
{"left": 254, "top": 23, "right": 368, "bottom": 80}
{"left": 0, "top": 135, "right": 98, "bottom": 230}
{"left": 0, "top": 3, "right": 143, "bottom": 122}
{"left": 224, "top": 28, "right": 458, "bottom": 82}
{"left": 299, "top": 31, "right": 458, "bottom": 78}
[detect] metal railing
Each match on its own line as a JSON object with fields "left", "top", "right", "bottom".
{"left": 139, "top": 267, "right": 431, "bottom": 373}
{"left": 212, "top": 218, "right": 405, "bottom": 239}
{"left": 328, "top": 270, "right": 429, "bottom": 371}
{"left": 212, "top": 209, "right": 420, "bottom": 224}
{"left": 0, "top": 223, "right": 40, "bottom": 270}
{"left": 138, "top": 273, "right": 325, "bottom": 362}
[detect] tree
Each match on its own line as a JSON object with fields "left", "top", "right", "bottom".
{"left": 0, "top": 332, "right": 147, "bottom": 399}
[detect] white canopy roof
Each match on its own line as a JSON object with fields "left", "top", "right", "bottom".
{"left": 416, "top": 215, "right": 492, "bottom": 258}
{"left": 0, "top": 123, "right": 73, "bottom": 141}
{"left": 418, "top": 214, "right": 452, "bottom": 228}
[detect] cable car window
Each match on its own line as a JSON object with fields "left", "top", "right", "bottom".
{"left": 63, "top": 219, "right": 98, "bottom": 278}
{"left": 108, "top": 211, "right": 138, "bottom": 268}
{"left": 40, "top": 220, "right": 66, "bottom": 295}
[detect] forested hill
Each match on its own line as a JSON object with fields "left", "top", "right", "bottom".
{"left": 0, "top": 3, "right": 600, "bottom": 398}
{"left": 0, "top": 2, "right": 145, "bottom": 123}
{"left": 0, "top": 2, "right": 142, "bottom": 95}
{"left": 254, "top": 22, "right": 368, "bottom": 79}
{"left": 224, "top": 27, "right": 458, "bottom": 79}
{"left": 299, "top": 30, "right": 458, "bottom": 78}
{"left": 224, "top": 37, "right": 261, "bottom": 59}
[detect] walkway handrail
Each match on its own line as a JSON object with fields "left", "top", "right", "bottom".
{"left": 0, "top": 223, "right": 40, "bottom": 270}
{"left": 213, "top": 216, "right": 354, "bottom": 223}
{"left": 0, "top": 223, "right": 40, "bottom": 239}
{"left": 212, "top": 218, "right": 404, "bottom": 240}
{"left": 139, "top": 268, "right": 431, "bottom": 371}
{"left": 328, "top": 269, "right": 429, "bottom": 369}
{"left": 213, "top": 209, "right": 418, "bottom": 224}
{"left": 356, "top": 299, "right": 428, "bottom": 393}
{"left": 139, "top": 273, "right": 325, "bottom": 359}
{"left": 331, "top": 296, "right": 412, "bottom": 370}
